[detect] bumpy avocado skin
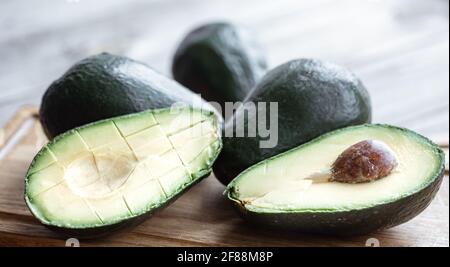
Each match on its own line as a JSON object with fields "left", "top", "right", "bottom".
{"left": 214, "top": 59, "right": 372, "bottom": 185}
{"left": 172, "top": 22, "right": 267, "bottom": 109}
{"left": 40, "top": 52, "right": 218, "bottom": 139}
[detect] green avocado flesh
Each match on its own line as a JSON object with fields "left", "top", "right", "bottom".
{"left": 25, "top": 108, "right": 221, "bottom": 236}
{"left": 172, "top": 22, "right": 267, "bottom": 111}
{"left": 226, "top": 124, "right": 445, "bottom": 235}
{"left": 40, "top": 52, "right": 219, "bottom": 139}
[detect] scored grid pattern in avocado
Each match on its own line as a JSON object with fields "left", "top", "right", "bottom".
{"left": 27, "top": 110, "right": 218, "bottom": 225}
{"left": 110, "top": 120, "right": 169, "bottom": 200}
{"left": 165, "top": 118, "right": 209, "bottom": 138}
{"left": 26, "top": 147, "right": 64, "bottom": 197}
{"left": 82, "top": 198, "right": 105, "bottom": 224}
{"left": 75, "top": 127, "right": 135, "bottom": 219}
{"left": 74, "top": 131, "right": 111, "bottom": 223}
{"left": 28, "top": 146, "right": 59, "bottom": 175}
{"left": 155, "top": 117, "right": 197, "bottom": 182}
{"left": 165, "top": 118, "right": 221, "bottom": 178}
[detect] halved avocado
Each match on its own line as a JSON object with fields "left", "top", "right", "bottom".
{"left": 226, "top": 124, "right": 445, "bottom": 236}
{"left": 25, "top": 107, "right": 222, "bottom": 238}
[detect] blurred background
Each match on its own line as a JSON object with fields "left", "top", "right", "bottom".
{"left": 0, "top": 0, "right": 448, "bottom": 142}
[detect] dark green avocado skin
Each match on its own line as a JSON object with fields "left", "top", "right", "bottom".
{"left": 172, "top": 22, "right": 267, "bottom": 111}
{"left": 214, "top": 59, "right": 372, "bottom": 185}
{"left": 40, "top": 52, "right": 218, "bottom": 139}
{"left": 232, "top": 167, "right": 445, "bottom": 236}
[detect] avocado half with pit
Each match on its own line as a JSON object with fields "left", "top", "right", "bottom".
{"left": 225, "top": 124, "right": 445, "bottom": 236}
{"left": 25, "top": 107, "right": 222, "bottom": 238}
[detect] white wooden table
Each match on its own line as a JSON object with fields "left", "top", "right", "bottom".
{"left": 1, "top": 0, "right": 448, "bottom": 143}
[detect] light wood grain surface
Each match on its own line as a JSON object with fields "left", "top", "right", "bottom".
{"left": 0, "top": 0, "right": 448, "bottom": 247}
{"left": 0, "top": 108, "right": 448, "bottom": 247}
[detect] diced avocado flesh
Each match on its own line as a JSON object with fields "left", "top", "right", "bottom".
{"left": 26, "top": 107, "right": 221, "bottom": 228}
{"left": 227, "top": 124, "right": 444, "bottom": 213}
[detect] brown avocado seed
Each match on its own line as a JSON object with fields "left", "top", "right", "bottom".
{"left": 306, "top": 140, "right": 397, "bottom": 184}
{"left": 330, "top": 140, "right": 397, "bottom": 183}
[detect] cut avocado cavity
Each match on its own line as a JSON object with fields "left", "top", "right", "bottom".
{"left": 226, "top": 124, "right": 445, "bottom": 235}
{"left": 25, "top": 107, "right": 222, "bottom": 237}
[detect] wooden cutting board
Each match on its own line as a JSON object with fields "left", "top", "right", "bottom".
{"left": 0, "top": 107, "right": 448, "bottom": 247}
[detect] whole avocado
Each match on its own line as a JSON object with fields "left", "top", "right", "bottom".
{"left": 172, "top": 22, "right": 267, "bottom": 113}
{"left": 40, "top": 52, "right": 218, "bottom": 139}
{"left": 214, "top": 59, "right": 372, "bottom": 185}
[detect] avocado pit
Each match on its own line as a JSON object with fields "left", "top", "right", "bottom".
{"left": 330, "top": 140, "right": 398, "bottom": 183}
{"left": 306, "top": 140, "right": 397, "bottom": 184}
